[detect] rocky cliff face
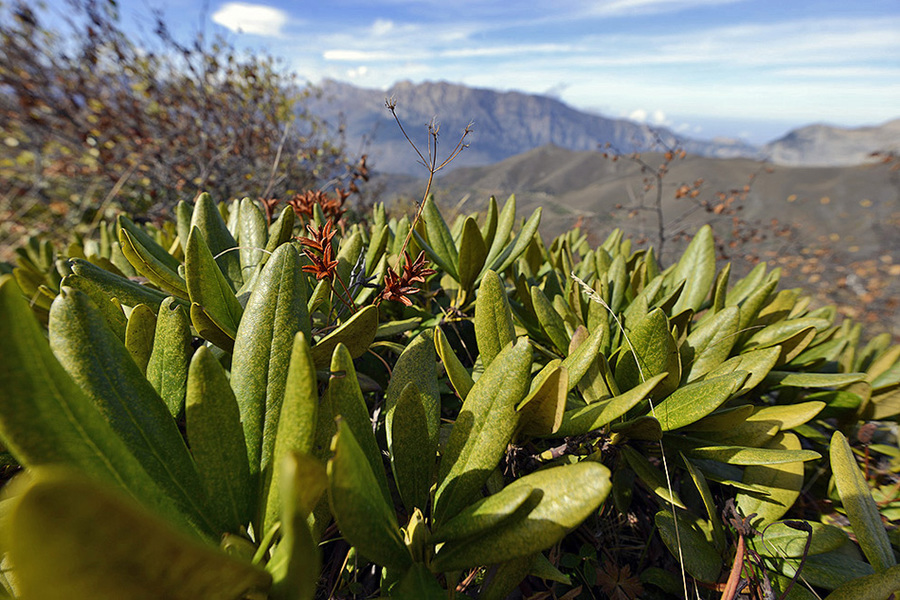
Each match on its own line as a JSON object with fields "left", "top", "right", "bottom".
{"left": 308, "top": 79, "right": 761, "bottom": 175}
{"left": 763, "top": 119, "right": 900, "bottom": 167}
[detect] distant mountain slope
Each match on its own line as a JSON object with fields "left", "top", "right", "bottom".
{"left": 763, "top": 119, "right": 900, "bottom": 167}
{"left": 309, "top": 79, "right": 761, "bottom": 175}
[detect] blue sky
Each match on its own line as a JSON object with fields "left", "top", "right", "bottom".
{"left": 81, "top": 0, "right": 900, "bottom": 143}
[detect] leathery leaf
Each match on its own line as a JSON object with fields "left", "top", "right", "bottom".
{"left": 830, "top": 431, "right": 895, "bottom": 572}
{"left": 124, "top": 303, "right": 156, "bottom": 374}
{"left": 391, "top": 381, "right": 437, "bottom": 513}
{"left": 186, "top": 346, "right": 252, "bottom": 533}
{"left": 146, "top": 297, "right": 192, "bottom": 418}
{"left": 475, "top": 270, "right": 516, "bottom": 368}
{"left": 651, "top": 371, "right": 748, "bottom": 431}
{"left": 621, "top": 445, "right": 686, "bottom": 509}
{"left": 655, "top": 509, "right": 721, "bottom": 583}
{"left": 118, "top": 215, "right": 187, "bottom": 298}
{"left": 327, "top": 420, "right": 411, "bottom": 570}
{"left": 310, "top": 304, "right": 378, "bottom": 368}
{"left": 190, "top": 191, "right": 242, "bottom": 289}
{"left": 435, "top": 325, "right": 475, "bottom": 400}
{"left": 435, "top": 338, "right": 532, "bottom": 524}
{"left": 5, "top": 469, "right": 272, "bottom": 600}
{"left": 736, "top": 432, "right": 805, "bottom": 525}
{"left": 185, "top": 226, "right": 243, "bottom": 342}
{"left": 431, "top": 461, "right": 611, "bottom": 572}
{"left": 669, "top": 224, "right": 715, "bottom": 315}
{"left": 0, "top": 276, "right": 198, "bottom": 536}
{"left": 231, "top": 243, "right": 310, "bottom": 485}
{"left": 554, "top": 373, "right": 667, "bottom": 437}
{"left": 49, "top": 287, "right": 213, "bottom": 535}
{"left": 615, "top": 308, "right": 680, "bottom": 398}
{"left": 457, "top": 216, "right": 488, "bottom": 294}
{"left": 516, "top": 362, "right": 568, "bottom": 437}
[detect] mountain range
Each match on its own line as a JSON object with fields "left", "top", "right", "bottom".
{"left": 308, "top": 79, "right": 899, "bottom": 176}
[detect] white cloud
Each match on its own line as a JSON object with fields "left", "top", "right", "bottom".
{"left": 372, "top": 19, "right": 395, "bottom": 36}
{"left": 212, "top": 2, "right": 289, "bottom": 36}
{"left": 629, "top": 109, "right": 648, "bottom": 122}
{"left": 346, "top": 66, "right": 369, "bottom": 78}
{"left": 589, "top": 0, "right": 742, "bottom": 16}
{"left": 323, "top": 49, "right": 405, "bottom": 62}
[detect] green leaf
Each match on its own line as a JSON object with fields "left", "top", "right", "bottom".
{"left": 310, "top": 305, "right": 378, "bottom": 368}
{"left": 531, "top": 285, "right": 569, "bottom": 355}
{"left": 190, "top": 303, "right": 236, "bottom": 352}
{"left": 384, "top": 330, "right": 440, "bottom": 479}
{"left": 435, "top": 338, "right": 532, "bottom": 524}
{"left": 390, "top": 381, "right": 436, "bottom": 513}
{"left": 475, "top": 270, "right": 516, "bottom": 368}
{"left": 655, "top": 510, "right": 721, "bottom": 583}
{"left": 652, "top": 371, "right": 747, "bottom": 431}
{"left": 124, "top": 303, "right": 156, "bottom": 374}
{"left": 479, "top": 555, "right": 535, "bottom": 600}
{"left": 265, "top": 207, "right": 296, "bottom": 255}
{"left": 483, "top": 195, "right": 516, "bottom": 270}
{"left": 435, "top": 326, "right": 474, "bottom": 400}
{"left": 392, "top": 563, "right": 447, "bottom": 600}
{"left": 262, "top": 333, "right": 320, "bottom": 535}
{"left": 562, "top": 322, "right": 606, "bottom": 392}
{"left": 185, "top": 226, "right": 244, "bottom": 340}
{"left": 238, "top": 198, "right": 268, "bottom": 279}
{"left": 750, "top": 521, "right": 847, "bottom": 558}
{"left": 682, "top": 306, "right": 740, "bottom": 382}
{"left": 554, "top": 373, "right": 667, "bottom": 437}
{"left": 704, "top": 346, "right": 780, "bottom": 396}
{"left": 49, "top": 287, "right": 214, "bottom": 535}
{"left": 517, "top": 363, "right": 567, "bottom": 437}
{"left": 736, "top": 433, "right": 805, "bottom": 525}
{"left": 231, "top": 243, "right": 311, "bottom": 487}
{"left": 490, "top": 207, "right": 542, "bottom": 276}
{"left": 458, "top": 216, "right": 487, "bottom": 294}
{"left": 146, "top": 297, "right": 192, "bottom": 418}
{"left": 60, "top": 272, "right": 127, "bottom": 340}
{"left": 6, "top": 469, "right": 270, "bottom": 600}
{"left": 118, "top": 215, "right": 188, "bottom": 298}
{"left": 0, "top": 276, "right": 198, "bottom": 536}
{"left": 431, "top": 485, "right": 540, "bottom": 543}
{"left": 186, "top": 346, "right": 252, "bottom": 533}
{"left": 419, "top": 195, "right": 459, "bottom": 280}
{"left": 764, "top": 371, "right": 867, "bottom": 388}
{"left": 431, "top": 461, "right": 611, "bottom": 571}
{"left": 190, "top": 192, "right": 243, "bottom": 289}
{"left": 327, "top": 420, "right": 411, "bottom": 570}
{"left": 669, "top": 224, "right": 715, "bottom": 314}
{"left": 688, "top": 444, "right": 820, "bottom": 465}
{"left": 327, "top": 343, "right": 390, "bottom": 505}
{"left": 68, "top": 258, "right": 173, "bottom": 310}
{"left": 823, "top": 563, "right": 900, "bottom": 600}
{"left": 615, "top": 308, "right": 680, "bottom": 398}
{"left": 621, "top": 446, "right": 686, "bottom": 509}
{"left": 682, "top": 455, "right": 726, "bottom": 550}
{"left": 830, "top": 431, "right": 895, "bottom": 572}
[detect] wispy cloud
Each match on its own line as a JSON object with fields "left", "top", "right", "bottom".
{"left": 211, "top": 2, "right": 289, "bottom": 36}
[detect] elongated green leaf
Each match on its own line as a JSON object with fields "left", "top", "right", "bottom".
{"left": 615, "top": 308, "right": 680, "bottom": 398}
{"left": 555, "top": 373, "right": 667, "bottom": 436}
{"left": 670, "top": 225, "right": 715, "bottom": 314}
{"left": 435, "top": 339, "right": 532, "bottom": 524}
{"left": 652, "top": 371, "right": 747, "bottom": 431}
{"left": 431, "top": 485, "right": 540, "bottom": 543}
{"left": 705, "top": 346, "right": 780, "bottom": 396}
{"left": 435, "top": 326, "right": 474, "bottom": 400}
{"left": 7, "top": 469, "right": 270, "bottom": 600}
{"left": 490, "top": 207, "right": 542, "bottom": 275}
{"left": 190, "top": 192, "right": 242, "bottom": 289}
{"left": 431, "top": 461, "right": 611, "bottom": 571}
{"left": 328, "top": 343, "right": 390, "bottom": 505}
{"left": 621, "top": 446, "right": 686, "bottom": 509}
{"left": 479, "top": 555, "right": 534, "bottom": 600}
{"left": 327, "top": 420, "right": 410, "bottom": 570}
{"left": 238, "top": 198, "right": 268, "bottom": 279}
{"left": 124, "top": 304, "right": 156, "bottom": 374}
{"left": 190, "top": 303, "right": 236, "bottom": 352}
{"left": 310, "top": 305, "right": 378, "bottom": 368}
{"left": 772, "top": 550, "right": 874, "bottom": 591}
{"left": 830, "top": 431, "right": 895, "bottom": 572}
{"left": 391, "top": 381, "right": 437, "bottom": 513}
{"left": 0, "top": 276, "right": 198, "bottom": 536}
{"left": 531, "top": 285, "right": 569, "bottom": 355}
{"left": 186, "top": 346, "right": 252, "bottom": 533}
{"left": 483, "top": 195, "right": 516, "bottom": 269}
{"left": 736, "top": 433, "right": 805, "bottom": 525}
{"left": 458, "top": 216, "right": 487, "bottom": 294}
{"left": 517, "top": 363, "right": 567, "bottom": 436}
{"left": 765, "top": 371, "right": 867, "bottom": 388}
{"left": 683, "top": 306, "right": 739, "bottom": 382}
{"left": 231, "top": 243, "right": 311, "bottom": 486}
{"left": 419, "top": 195, "right": 459, "bottom": 280}
{"left": 185, "top": 226, "right": 243, "bottom": 339}
{"left": 261, "top": 332, "right": 319, "bottom": 535}
{"left": 365, "top": 224, "right": 390, "bottom": 278}
{"left": 60, "top": 273, "right": 127, "bottom": 340}
{"left": 823, "top": 563, "right": 900, "bottom": 600}
{"left": 146, "top": 297, "right": 192, "bottom": 418}
{"left": 562, "top": 322, "right": 606, "bottom": 392}
{"left": 688, "top": 405, "right": 756, "bottom": 432}
{"left": 751, "top": 521, "right": 847, "bottom": 558}
{"left": 393, "top": 563, "right": 447, "bottom": 600}
{"left": 682, "top": 455, "right": 726, "bottom": 550}
{"left": 68, "top": 258, "right": 174, "bottom": 310}
{"left": 118, "top": 216, "right": 188, "bottom": 298}
{"left": 384, "top": 330, "right": 440, "bottom": 472}
{"left": 688, "top": 444, "right": 820, "bottom": 465}
{"left": 655, "top": 510, "right": 721, "bottom": 583}
{"left": 49, "top": 287, "right": 214, "bottom": 534}
{"left": 475, "top": 270, "right": 516, "bottom": 368}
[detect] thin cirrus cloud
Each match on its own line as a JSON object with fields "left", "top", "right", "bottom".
{"left": 211, "top": 2, "right": 289, "bottom": 36}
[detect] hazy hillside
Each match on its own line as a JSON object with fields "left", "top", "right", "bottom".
{"left": 376, "top": 144, "right": 900, "bottom": 335}
{"left": 310, "top": 79, "right": 760, "bottom": 175}
{"left": 764, "top": 119, "right": 900, "bottom": 167}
